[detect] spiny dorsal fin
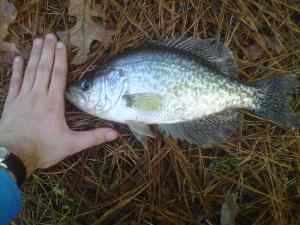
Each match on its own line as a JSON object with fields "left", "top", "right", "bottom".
{"left": 159, "top": 109, "right": 240, "bottom": 147}
{"left": 147, "top": 37, "right": 238, "bottom": 78}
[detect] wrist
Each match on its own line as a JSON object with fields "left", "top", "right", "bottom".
{"left": 6, "top": 146, "right": 38, "bottom": 176}
{"left": 0, "top": 141, "right": 38, "bottom": 177}
{"left": 0, "top": 131, "right": 39, "bottom": 176}
{"left": 0, "top": 146, "right": 28, "bottom": 186}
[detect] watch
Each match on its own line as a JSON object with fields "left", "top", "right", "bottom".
{"left": 0, "top": 146, "right": 27, "bottom": 187}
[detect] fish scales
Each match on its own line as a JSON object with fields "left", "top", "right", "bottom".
{"left": 66, "top": 38, "right": 299, "bottom": 147}
{"left": 109, "top": 49, "right": 256, "bottom": 123}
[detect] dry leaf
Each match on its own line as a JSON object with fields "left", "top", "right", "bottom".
{"left": 68, "top": 0, "right": 104, "bottom": 18}
{"left": 0, "top": 49, "right": 18, "bottom": 64}
{"left": 263, "top": 34, "right": 283, "bottom": 54}
{"left": 0, "top": 41, "right": 19, "bottom": 64}
{"left": 0, "top": 42, "right": 19, "bottom": 64}
{"left": 59, "top": 18, "right": 114, "bottom": 64}
{"left": 68, "top": 0, "right": 87, "bottom": 17}
{"left": 245, "top": 33, "right": 283, "bottom": 61}
{"left": 245, "top": 44, "right": 264, "bottom": 60}
{"left": 0, "top": 0, "right": 19, "bottom": 64}
{"left": 0, "top": 0, "right": 17, "bottom": 40}
{"left": 0, "top": 41, "right": 19, "bottom": 52}
{"left": 58, "top": 0, "right": 115, "bottom": 64}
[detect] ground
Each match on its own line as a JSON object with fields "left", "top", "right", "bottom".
{"left": 0, "top": 0, "right": 300, "bottom": 225}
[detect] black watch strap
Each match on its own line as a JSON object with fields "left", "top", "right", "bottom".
{"left": 3, "top": 153, "right": 27, "bottom": 187}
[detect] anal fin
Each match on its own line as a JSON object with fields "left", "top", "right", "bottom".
{"left": 159, "top": 109, "right": 240, "bottom": 147}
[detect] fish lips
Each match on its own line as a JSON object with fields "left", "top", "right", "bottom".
{"left": 65, "top": 86, "right": 88, "bottom": 106}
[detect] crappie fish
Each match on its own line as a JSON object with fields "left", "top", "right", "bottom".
{"left": 66, "top": 38, "right": 299, "bottom": 147}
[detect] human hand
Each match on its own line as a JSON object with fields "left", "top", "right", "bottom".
{"left": 0, "top": 34, "right": 118, "bottom": 176}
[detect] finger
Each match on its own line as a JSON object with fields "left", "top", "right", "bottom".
{"left": 49, "top": 42, "right": 67, "bottom": 100}
{"left": 21, "top": 38, "right": 43, "bottom": 93}
{"left": 70, "top": 128, "right": 118, "bottom": 153}
{"left": 5, "top": 56, "right": 24, "bottom": 104}
{"left": 33, "top": 33, "right": 57, "bottom": 92}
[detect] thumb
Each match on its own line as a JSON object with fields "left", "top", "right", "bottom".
{"left": 71, "top": 128, "right": 118, "bottom": 153}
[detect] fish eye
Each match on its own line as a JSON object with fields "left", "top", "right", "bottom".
{"left": 80, "top": 80, "right": 91, "bottom": 91}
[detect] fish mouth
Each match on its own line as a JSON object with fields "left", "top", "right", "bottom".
{"left": 65, "top": 87, "right": 87, "bottom": 105}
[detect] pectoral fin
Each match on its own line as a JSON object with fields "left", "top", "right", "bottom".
{"left": 126, "top": 121, "right": 155, "bottom": 147}
{"left": 123, "top": 93, "right": 162, "bottom": 111}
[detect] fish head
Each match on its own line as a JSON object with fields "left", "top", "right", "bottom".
{"left": 66, "top": 67, "right": 127, "bottom": 115}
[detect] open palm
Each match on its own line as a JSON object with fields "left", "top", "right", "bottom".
{"left": 0, "top": 34, "right": 118, "bottom": 175}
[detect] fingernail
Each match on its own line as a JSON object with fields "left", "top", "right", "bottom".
{"left": 105, "top": 130, "right": 118, "bottom": 141}
{"left": 56, "top": 42, "right": 65, "bottom": 49}
{"left": 34, "top": 38, "right": 42, "bottom": 46}
{"left": 46, "top": 33, "right": 56, "bottom": 40}
{"left": 14, "top": 56, "right": 21, "bottom": 62}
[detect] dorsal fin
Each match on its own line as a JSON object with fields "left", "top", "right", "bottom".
{"left": 147, "top": 37, "right": 238, "bottom": 79}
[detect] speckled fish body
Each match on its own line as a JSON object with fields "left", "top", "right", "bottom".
{"left": 66, "top": 38, "right": 299, "bottom": 147}
{"left": 97, "top": 47, "right": 256, "bottom": 124}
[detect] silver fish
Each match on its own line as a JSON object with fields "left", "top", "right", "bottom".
{"left": 66, "top": 38, "right": 299, "bottom": 147}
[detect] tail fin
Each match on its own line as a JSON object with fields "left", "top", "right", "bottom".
{"left": 254, "top": 75, "right": 300, "bottom": 128}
